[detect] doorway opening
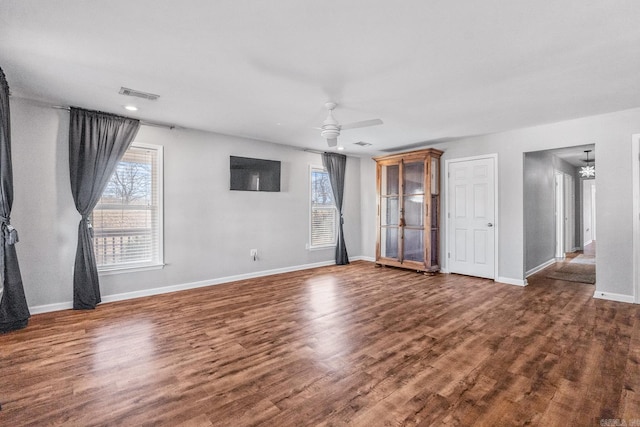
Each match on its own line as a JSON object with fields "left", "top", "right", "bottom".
{"left": 524, "top": 144, "right": 595, "bottom": 283}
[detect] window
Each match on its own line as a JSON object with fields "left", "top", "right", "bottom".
{"left": 92, "top": 143, "right": 163, "bottom": 272}
{"left": 310, "top": 166, "right": 337, "bottom": 248}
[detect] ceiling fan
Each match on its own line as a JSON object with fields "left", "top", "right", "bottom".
{"left": 317, "top": 102, "right": 383, "bottom": 147}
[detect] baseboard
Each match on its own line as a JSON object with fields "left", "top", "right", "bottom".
{"left": 496, "top": 276, "right": 527, "bottom": 287}
{"left": 29, "top": 258, "right": 368, "bottom": 315}
{"left": 525, "top": 258, "right": 555, "bottom": 278}
{"left": 29, "top": 301, "right": 74, "bottom": 315}
{"left": 351, "top": 255, "right": 375, "bottom": 262}
{"left": 593, "top": 291, "right": 635, "bottom": 304}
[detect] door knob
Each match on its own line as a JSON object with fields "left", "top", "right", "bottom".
{"left": 487, "top": 223, "right": 493, "bottom": 227}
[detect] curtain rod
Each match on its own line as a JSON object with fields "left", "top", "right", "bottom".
{"left": 303, "top": 148, "right": 362, "bottom": 158}
{"left": 303, "top": 148, "right": 324, "bottom": 155}
{"left": 51, "top": 105, "right": 178, "bottom": 130}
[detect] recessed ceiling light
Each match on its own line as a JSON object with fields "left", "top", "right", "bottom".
{"left": 337, "top": 146, "right": 345, "bottom": 151}
{"left": 124, "top": 105, "right": 138, "bottom": 111}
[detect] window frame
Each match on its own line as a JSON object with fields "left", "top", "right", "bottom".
{"left": 94, "top": 142, "right": 164, "bottom": 275}
{"left": 309, "top": 164, "right": 338, "bottom": 250}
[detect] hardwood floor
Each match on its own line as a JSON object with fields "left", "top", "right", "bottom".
{"left": 1, "top": 261, "right": 638, "bottom": 426}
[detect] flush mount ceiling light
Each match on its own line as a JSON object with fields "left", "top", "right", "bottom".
{"left": 580, "top": 149, "right": 595, "bottom": 178}
{"left": 124, "top": 105, "right": 138, "bottom": 111}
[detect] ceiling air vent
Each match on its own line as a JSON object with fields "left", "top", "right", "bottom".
{"left": 119, "top": 87, "right": 160, "bottom": 101}
{"left": 354, "top": 141, "right": 372, "bottom": 147}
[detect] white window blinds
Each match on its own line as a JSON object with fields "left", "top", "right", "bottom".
{"left": 92, "top": 143, "right": 163, "bottom": 271}
{"left": 310, "top": 167, "right": 337, "bottom": 247}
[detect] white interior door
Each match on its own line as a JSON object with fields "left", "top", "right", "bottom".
{"left": 447, "top": 157, "right": 496, "bottom": 279}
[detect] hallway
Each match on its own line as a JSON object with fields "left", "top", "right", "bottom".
{"left": 535, "top": 245, "right": 596, "bottom": 285}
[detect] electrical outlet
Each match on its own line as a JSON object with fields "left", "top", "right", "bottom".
{"left": 250, "top": 249, "right": 258, "bottom": 261}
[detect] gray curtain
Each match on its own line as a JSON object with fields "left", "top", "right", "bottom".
{"left": 0, "top": 67, "right": 30, "bottom": 333}
{"left": 69, "top": 108, "right": 140, "bottom": 309}
{"left": 322, "top": 152, "right": 349, "bottom": 265}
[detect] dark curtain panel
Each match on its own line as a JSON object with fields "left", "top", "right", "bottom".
{"left": 0, "top": 67, "right": 30, "bottom": 333}
{"left": 322, "top": 152, "right": 349, "bottom": 265}
{"left": 69, "top": 108, "right": 140, "bottom": 309}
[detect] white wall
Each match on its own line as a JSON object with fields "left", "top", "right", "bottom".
{"left": 12, "top": 101, "right": 77, "bottom": 307}
{"left": 360, "top": 107, "right": 640, "bottom": 297}
{"left": 523, "top": 151, "right": 556, "bottom": 273}
{"left": 11, "top": 97, "right": 640, "bottom": 307}
{"left": 359, "top": 157, "right": 377, "bottom": 260}
{"left": 11, "top": 98, "right": 362, "bottom": 308}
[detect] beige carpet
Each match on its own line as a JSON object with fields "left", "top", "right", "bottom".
{"left": 570, "top": 254, "right": 596, "bottom": 265}
{"left": 545, "top": 262, "right": 596, "bottom": 284}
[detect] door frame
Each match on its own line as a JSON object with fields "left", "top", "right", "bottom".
{"left": 443, "top": 153, "right": 499, "bottom": 279}
{"left": 590, "top": 183, "right": 596, "bottom": 241}
{"left": 564, "top": 173, "right": 575, "bottom": 253}
{"left": 632, "top": 134, "right": 640, "bottom": 303}
{"left": 582, "top": 178, "right": 596, "bottom": 246}
{"left": 554, "top": 171, "right": 565, "bottom": 259}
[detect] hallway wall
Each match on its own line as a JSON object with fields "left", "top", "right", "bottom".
{"left": 523, "top": 151, "right": 578, "bottom": 274}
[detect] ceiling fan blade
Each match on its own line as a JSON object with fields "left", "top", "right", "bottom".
{"left": 341, "top": 118, "right": 383, "bottom": 131}
{"left": 327, "top": 138, "right": 338, "bottom": 147}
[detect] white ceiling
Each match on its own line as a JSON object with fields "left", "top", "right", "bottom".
{"left": 2, "top": 0, "right": 640, "bottom": 155}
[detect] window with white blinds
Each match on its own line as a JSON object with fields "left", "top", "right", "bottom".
{"left": 310, "top": 166, "right": 337, "bottom": 248}
{"left": 92, "top": 143, "right": 163, "bottom": 271}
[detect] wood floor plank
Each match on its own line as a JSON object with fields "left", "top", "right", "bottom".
{"left": 1, "top": 260, "right": 639, "bottom": 426}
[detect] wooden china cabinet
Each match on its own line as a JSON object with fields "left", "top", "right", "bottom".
{"left": 374, "top": 148, "right": 443, "bottom": 273}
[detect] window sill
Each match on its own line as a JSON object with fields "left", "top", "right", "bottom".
{"left": 98, "top": 263, "right": 165, "bottom": 276}
{"left": 308, "top": 244, "right": 336, "bottom": 251}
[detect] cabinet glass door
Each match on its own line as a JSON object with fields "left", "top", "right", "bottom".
{"left": 380, "top": 164, "right": 400, "bottom": 259}
{"left": 402, "top": 161, "right": 425, "bottom": 263}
